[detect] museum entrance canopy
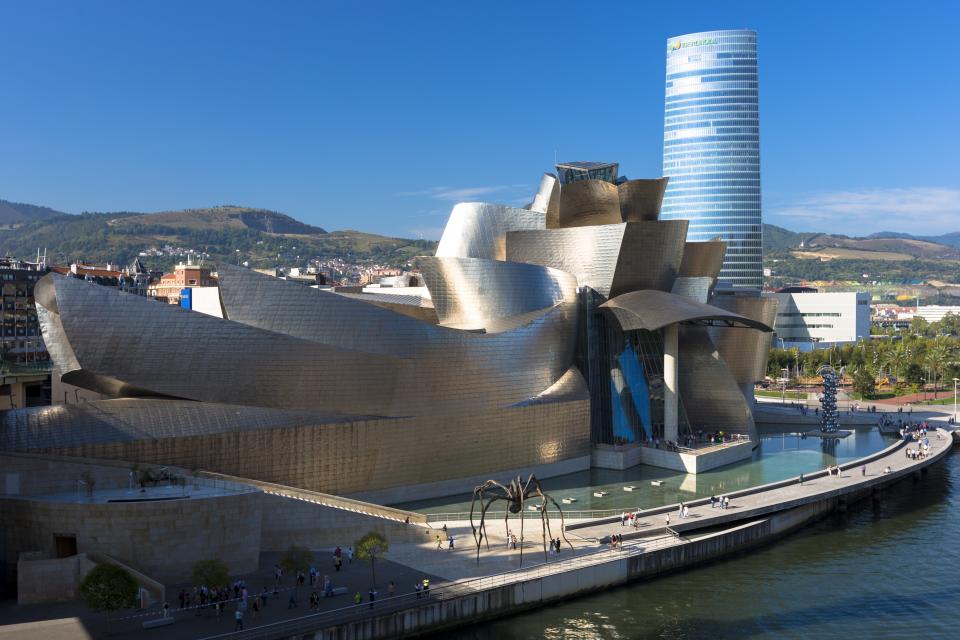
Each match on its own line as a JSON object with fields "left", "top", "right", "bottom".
{"left": 600, "top": 289, "right": 774, "bottom": 332}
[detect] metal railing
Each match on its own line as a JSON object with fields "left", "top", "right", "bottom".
{"left": 424, "top": 507, "right": 633, "bottom": 523}
{"left": 195, "top": 590, "right": 445, "bottom": 640}
{"left": 198, "top": 471, "right": 429, "bottom": 525}
{"left": 196, "top": 533, "right": 688, "bottom": 639}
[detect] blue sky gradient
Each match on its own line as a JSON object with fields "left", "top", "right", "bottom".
{"left": 1, "top": 1, "right": 957, "bottom": 238}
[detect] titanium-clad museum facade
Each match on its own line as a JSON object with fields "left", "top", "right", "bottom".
{"left": 662, "top": 29, "right": 762, "bottom": 290}
{"left": 1, "top": 164, "right": 775, "bottom": 498}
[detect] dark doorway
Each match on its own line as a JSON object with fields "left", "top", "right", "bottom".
{"left": 54, "top": 534, "right": 77, "bottom": 558}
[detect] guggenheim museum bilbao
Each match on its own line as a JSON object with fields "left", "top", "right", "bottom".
{"left": 1, "top": 163, "right": 776, "bottom": 500}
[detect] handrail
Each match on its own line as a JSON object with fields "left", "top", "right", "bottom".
{"left": 198, "top": 471, "right": 429, "bottom": 525}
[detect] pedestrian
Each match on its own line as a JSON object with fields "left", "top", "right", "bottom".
{"left": 288, "top": 589, "right": 297, "bottom": 609}
{"left": 274, "top": 564, "right": 282, "bottom": 587}
{"left": 415, "top": 581, "right": 422, "bottom": 599}
{"left": 448, "top": 535, "right": 454, "bottom": 550}
{"left": 388, "top": 581, "right": 395, "bottom": 597}
{"left": 436, "top": 534, "right": 442, "bottom": 550}
{"left": 251, "top": 596, "right": 260, "bottom": 619}
{"left": 354, "top": 591, "right": 362, "bottom": 605}
{"left": 861, "top": 464, "right": 866, "bottom": 477}
{"left": 261, "top": 586, "right": 268, "bottom": 608}
{"left": 555, "top": 538, "right": 561, "bottom": 556}
{"left": 422, "top": 578, "right": 430, "bottom": 596}
{"left": 347, "top": 547, "right": 354, "bottom": 564}
{"left": 799, "top": 473, "right": 804, "bottom": 486}
{"left": 369, "top": 588, "right": 375, "bottom": 609}
{"left": 621, "top": 511, "right": 626, "bottom": 526}
{"left": 665, "top": 513, "right": 670, "bottom": 527}
{"left": 234, "top": 609, "right": 244, "bottom": 631}
{"left": 335, "top": 555, "right": 342, "bottom": 572}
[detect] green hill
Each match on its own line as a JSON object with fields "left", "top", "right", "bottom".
{"left": 0, "top": 205, "right": 435, "bottom": 269}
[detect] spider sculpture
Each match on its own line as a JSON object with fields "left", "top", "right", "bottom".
{"left": 469, "top": 474, "right": 572, "bottom": 566}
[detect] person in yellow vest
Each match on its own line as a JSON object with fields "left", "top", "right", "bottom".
{"left": 422, "top": 578, "right": 430, "bottom": 596}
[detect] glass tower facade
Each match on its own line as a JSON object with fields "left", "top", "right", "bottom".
{"left": 661, "top": 29, "right": 761, "bottom": 289}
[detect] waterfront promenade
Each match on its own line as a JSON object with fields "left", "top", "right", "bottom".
{"left": 2, "top": 427, "right": 951, "bottom": 640}
{"left": 201, "top": 428, "right": 953, "bottom": 639}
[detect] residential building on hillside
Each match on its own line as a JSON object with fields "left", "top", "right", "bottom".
{"left": 147, "top": 261, "right": 215, "bottom": 304}
{"left": 764, "top": 290, "right": 870, "bottom": 350}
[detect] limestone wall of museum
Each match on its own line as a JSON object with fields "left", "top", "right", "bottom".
{"left": 0, "top": 490, "right": 262, "bottom": 587}
{"left": 40, "top": 398, "right": 591, "bottom": 496}
{"left": 258, "top": 493, "right": 432, "bottom": 552}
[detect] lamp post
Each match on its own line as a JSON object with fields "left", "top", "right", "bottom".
{"left": 953, "top": 378, "right": 958, "bottom": 424}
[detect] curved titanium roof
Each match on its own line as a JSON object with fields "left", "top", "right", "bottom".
{"left": 708, "top": 294, "right": 779, "bottom": 384}
{"left": 506, "top": 220, "right": 688, "bottom": 297}
{"left": 435, "top": 202, "right": 545, "bottom": 260}
{"left": 40, "top": 271, "right": 578, "bottom": 416}
{"left": 528, "top": 173, "right": 561, "bottom": 229}
{"left": 557, "top": 179, "right": 621, "bottom": 228}
{"left": 600, "top": 289, "right": 774, "bottom": 332}
{"left": 679, "top": 240, "right": 727, "bottom": 282}
{"left": 617, "top": 178, "right": 669, "bottom": 222}
{"left": 416, "top": 256, "right": 577, "bottom": 330}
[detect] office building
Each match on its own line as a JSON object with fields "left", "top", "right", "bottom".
{"left": 662, "top": 29, "right": 762, "bottom": 289}
{"left": 764, "top": 290, "right": 870, "bottom": 350}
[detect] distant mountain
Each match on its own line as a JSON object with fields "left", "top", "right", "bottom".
{"left": 0, "top": 202, "right": 432, "bottom": 269}
{"left": 763, "top": 223, "right": 960, "bottom": 261}
{"left": 107, "top": 205, "right": 326, "bottom": 235}
{"left": 0, "top": 199, "right": 69, "bottom": 225}
{"left": 868, "top": 230, "right": 960, "bottom": 249}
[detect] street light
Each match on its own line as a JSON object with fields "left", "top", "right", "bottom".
{"left": 953, "top": 378, "right": 958, "bottom": 424}
{"left": 781, "top": 367, "right": 789, "bottom": 405}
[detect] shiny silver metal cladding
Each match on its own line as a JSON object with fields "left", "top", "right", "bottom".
{"left": 708, "top": 293, "right": 779, "bottom": 384}
{"left": 617, "top": 178, "right": 669, "bottom": 222}
{"left": 600, "top": 289, "right": 774, "bottom": 332}
{"left": 417, "top": 256, "right": 577, "bottom": 330}
{"left": 435, "top": 202, "right": 545, "bottom": 260}
{"left": 506, "top": 220, "right": 688, "bottom": 297}
{"left": 557, "top": 179, "right": 621, "bottom": 228}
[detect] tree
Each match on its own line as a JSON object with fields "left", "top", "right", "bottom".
{"left": 355, "top": 531, "right": 389, "bottom": 589}
{"left": 278, "top": 545, "right": 314, "bottom": 575}
{"left": 191, "top": 558, "right": 230, "bottom": 588}
{"left": 852, "top": 367, "right": 876, "bottom": 400}
{"left": 79, "top": 564, "right": 138, "bottom": 634}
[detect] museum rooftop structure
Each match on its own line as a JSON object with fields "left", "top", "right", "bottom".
{"left": 0, "top": 162, "right": 775, "bottom": 500}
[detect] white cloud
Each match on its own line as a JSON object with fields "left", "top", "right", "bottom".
{"left": 768, "top": 187, "right": 960, "bottom": 235}
{"left": 396, "top": 184, "right": 533, "bottom": 202}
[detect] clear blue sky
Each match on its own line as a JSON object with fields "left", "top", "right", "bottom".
{"left": 2, "top": 1, "right": 958, "bottom": 239}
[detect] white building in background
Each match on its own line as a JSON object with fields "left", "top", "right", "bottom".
{"left": 763, "top": 291, "right": 870, "bottom": 351}
{"left": 897, "top": 305, "right": 960, "bottom": 323}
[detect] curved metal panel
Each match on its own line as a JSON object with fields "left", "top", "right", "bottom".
{"left": 435, "top": 202, "right": 545, "bottom": 260}
{"left": 506, "top": 224, "right": 627, "bottom": 297}
{"left": 671, "top": 276, "right": 713, "bottom": 304}
{"left": 617, "top": 178, "right": 669, "bottom": 222}
{"left": 601, "top": 289, "right": 774, "bottom": 332}
{"left": 214, "top": 266, "right": 580, "bottom": 413}
{"left": 557, "top": 179, "right": 621, "bottom": 228}
{"left": 0, "top": 399, "right": 353, "bottom": 451}
{"left": 417, "top": 256, "right": 577, "bottom": 330}
{"left": 708, "top": 294, "right": 778, "bottom": 384}
{"left": 679, "top": 240, "right": 727, "bottom": 284}
{"left": 528, "top": 173, "right": 561, "bottom": 229}
{"left": 610, "top": 220, "right": 688, "bottom": 295}
{"left": 679, "top": 325, "right": 756, "bottom": 440}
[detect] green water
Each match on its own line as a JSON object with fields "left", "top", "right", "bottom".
{"left": 428, "top": 429, "right": 960, "bottom": 639}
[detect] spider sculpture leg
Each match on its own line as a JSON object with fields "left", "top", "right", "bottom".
{"left": 545, "top": 493, "right": 574, "bottom": 553}
{"left": 479, "top": 495, "right": 499, "bottom": 553}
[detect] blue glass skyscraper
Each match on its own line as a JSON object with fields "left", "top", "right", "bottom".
{"left": 662, "top": 29, "right": 761, "bottom": 289}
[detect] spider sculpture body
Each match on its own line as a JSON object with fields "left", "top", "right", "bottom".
{"left": 468, "top": 474, "right": 572, "bottom": 566}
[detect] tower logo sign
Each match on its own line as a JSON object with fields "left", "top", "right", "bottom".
{"left": 669, "top": 38, "right": 717, "bottom": 53}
